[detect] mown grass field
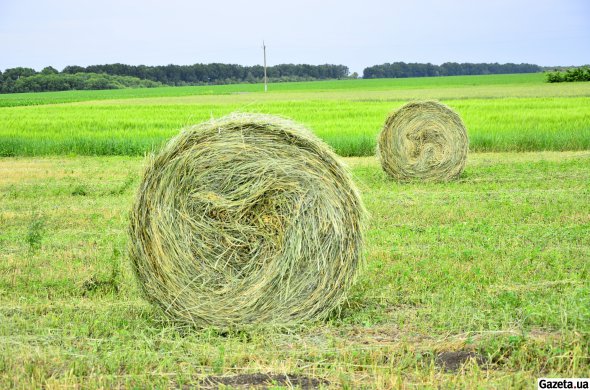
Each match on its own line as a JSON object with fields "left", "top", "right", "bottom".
{"left": 1, "top": 75, "right": 589, "bottom": 388}
{"left": 1, "top": 152, "right": 589, "bottom": 388}
{"left": 1, "top": 73, "right": 590, "bottom": 156}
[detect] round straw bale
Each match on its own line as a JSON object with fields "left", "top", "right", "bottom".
{"left": 129, "top": 113, "right": 366, "bottom": 328}
{"left": 377, "top": 101, "right": 468, "bottom": 181}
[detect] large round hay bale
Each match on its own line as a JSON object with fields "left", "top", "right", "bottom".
{"left": 377, "top": 101, "right": 468, "bottom": 181}
{"left": 129, "top": 113, "right": 366, "bottom": 328}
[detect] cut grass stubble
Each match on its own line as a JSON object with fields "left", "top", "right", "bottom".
{"left": 1, "top": 152, "right": 589, "bottom": 388}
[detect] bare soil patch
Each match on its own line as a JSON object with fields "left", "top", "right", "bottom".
{"left": 197, "top": 373, "right": 329, "bottom": 389}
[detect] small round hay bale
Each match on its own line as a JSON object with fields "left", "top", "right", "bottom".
{"left": 377, "top": 101, "right": 468, "bottom": 181}
{"left": 129, "top": 113, "right": 366, "bottom": 328}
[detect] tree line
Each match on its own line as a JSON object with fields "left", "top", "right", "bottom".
{"left": 363, "top": 62, "right": 542, "bottom": 78}
{"left": 0, "top": 63, "right": 350, "bottom": 93}
{"left": 0, "top": 61, "right": 552, "bottom": 94}
{"left": 0, "top": 67, "right": 162, "bottom": 93}
{"left": 60, "top": 63, "right": 350, "bottom": 85}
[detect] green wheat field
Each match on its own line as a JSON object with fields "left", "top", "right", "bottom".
{"left": 0, "top": 74, "right": 589, "bottom": 388}
{"left": 2, "top": 73, "right": 590, "bottom": 157}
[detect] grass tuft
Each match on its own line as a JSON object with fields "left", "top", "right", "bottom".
{"left": 25, "top": 211, "right": 45, "bottom": 253}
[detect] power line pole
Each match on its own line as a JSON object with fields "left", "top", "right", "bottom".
{"left": 263, "top": 40, "right": 268, "bottom": 92}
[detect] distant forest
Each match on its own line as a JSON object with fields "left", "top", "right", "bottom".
{"left": 0, "top": 64, "right": 349, "bottom": 93}
{"left": 0, "top": 61, "right": 546, "bottom": 93}
{"left": 362, "top": 62, "right": 542, "bottom": 78}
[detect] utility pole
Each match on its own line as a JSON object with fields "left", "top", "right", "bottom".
{"left": 263, "top": 40, "right": 268, "bottom": 92}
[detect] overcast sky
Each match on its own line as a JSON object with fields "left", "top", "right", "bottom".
{"left": 0, "top": 0, "right": 588, "bottom": 74}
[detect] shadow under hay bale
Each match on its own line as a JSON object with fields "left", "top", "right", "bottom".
{"left": 129, "top": 113, "right": 366, "bottom": 329}
{"left": 378, "top": 100, "right": 469, "bottom": 181}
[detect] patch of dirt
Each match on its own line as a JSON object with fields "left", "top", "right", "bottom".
{"left": 197, "top": 373, "right": 329, "bottom": 389}
{"left": 435, "top": 350, "right": 487, "bottom": 372}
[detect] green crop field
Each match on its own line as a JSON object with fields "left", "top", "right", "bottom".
{"left": 1, "top": 73, "right": 590, "bottom": 156}
{"left": 0, "top": 73, "right": 562, "bottom": 107}
{"left": 1, "top": 74, "right": 589, "bottom": 388}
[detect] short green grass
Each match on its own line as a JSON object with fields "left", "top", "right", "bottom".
{"left": 1, "top": 74, "right": 589, "bottom": 157}
{"left": 1, "top": 152, "right": 588, "bottom": 388}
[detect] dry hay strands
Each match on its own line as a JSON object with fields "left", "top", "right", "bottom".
{"left": 378, "top": 100, "right": 468, "bottom": 181}
{"left": 129, "top": 113, "right": 366, "bottom": 329}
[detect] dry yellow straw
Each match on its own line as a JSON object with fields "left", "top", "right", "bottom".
{"left": 378, "top": 101, "right": 468, "bottom": 181}
{"left": 129, "top": 113, "right": 366, "bottom": 329}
